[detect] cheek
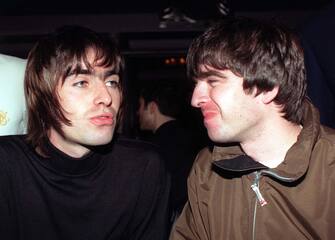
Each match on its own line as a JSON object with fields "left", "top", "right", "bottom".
{"left": 58, "top": 97, "right": 73, "bottom": 115}
{"left": 110, "top": 88, "right": 121, "bottom": 103}
{"left": 209, "top": 88, "right": 229, "bottom": 109}
{"left": 113, "top": 93, "right": 122, "bottom": 110}
{"left": 58, "top": 87, "right": 86, "bottom": 107}
{"left": 58, "top": 94, "right": 88, "bottom": 120}
{"left": 211, "top": 84, "right": 240, "bottom": 102}
{"left": 63, "top": 104, "right": 85, "bottom": 120}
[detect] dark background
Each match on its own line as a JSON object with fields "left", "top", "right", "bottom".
{"left": 0, "top": 0, "right": 331, "bottom": 15}
{"left": 1, "top": 0, "right": 333, "bottom": 57}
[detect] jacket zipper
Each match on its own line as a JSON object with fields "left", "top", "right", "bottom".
{"left": 251, "top": 171, "right": 267, "bottom": 240}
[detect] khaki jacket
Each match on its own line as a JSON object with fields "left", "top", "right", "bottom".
{"left": 171, "top": 100, "right": 335, "bottom": 240}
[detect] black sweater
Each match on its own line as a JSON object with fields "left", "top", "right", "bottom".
{"left": 0, "top": 135, "right": 170, "bottom": 240}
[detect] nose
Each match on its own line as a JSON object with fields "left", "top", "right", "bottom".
{"left": 94, "top": 83, "right": 113, "bottom": 106}
{"left": 191, "top": 82, "right": 209, "bottom": 108}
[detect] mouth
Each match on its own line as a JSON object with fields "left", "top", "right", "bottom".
{"left": 90, "top": 113, "right": 114, "bottom": 126}
{"left": 202, "top": 110, "right": 218, "bottom": 120}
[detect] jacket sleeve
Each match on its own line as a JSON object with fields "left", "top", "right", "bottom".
{"left": 325, "top": 152, "right": 335, "bottom": 239}
{"left": 124, "top": 150, "right": 171, "bottom": 240}
{"left": 169, "top": 151, "right": 208, "bottom": 240}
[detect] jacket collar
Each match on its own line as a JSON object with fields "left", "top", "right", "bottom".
{"left": 212, "top": 99, "right": 320, "bottom": 182}
{"left": 213, "top": 154, "right": 267, "bottom": 172}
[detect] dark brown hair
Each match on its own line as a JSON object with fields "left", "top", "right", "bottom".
{"left": 187, "top": 17, "right": 306, "bottom": 123}
{"left": 140, "top": 81, "right": 186, "bottom": 118}
{"left": 24, "top": 25, "right": 124, "bottom": 154}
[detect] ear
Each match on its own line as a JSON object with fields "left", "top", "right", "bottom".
{"left": 261, "top": 86, "right": 279, "bottom": 104}
{"left": 148, "top": 101, "right": 157, "bottom": 114}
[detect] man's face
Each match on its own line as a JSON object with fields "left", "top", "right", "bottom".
{"left": 191, "top": 65, "right": 263, "bottom": 143}
{"left": 137, "top": 97, "right": 155, "bottom": 131}
{"left": 48, "top": 49, "right": 121, "bottom": 157}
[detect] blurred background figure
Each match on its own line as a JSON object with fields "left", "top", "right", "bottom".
{"left": 0, "top": 54, "right": 27, "bottom": 135}
{"left": 299, "top": 0, "right": 335, "bottom": 128}
{"left": 137, "top": 80, "right": 198, "bottom": 227}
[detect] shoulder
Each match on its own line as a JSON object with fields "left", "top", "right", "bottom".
{"left": 0, "top": 135, "right": 29, "bottom": 166}
{"left": 109, "top": 136, "right": 168, "bottom": 183}
{"left": 313, "top": 125, "right": 335, "bottom": 165}
{"left": 0, "top": 134, "right": 26, "bottom": 150}
{"left": 196, "top": 146, "right": 213, "bottom": 164}
{"left": 114, "top": 135, "right": 159, "bottom": 155}
{"left": 319, "top": 125, "right": 335, "bottom": 142}
{"left": 190, "top": 146, "right": 214, "bottom": 177}
{"left": 111, "top": 135, "right": 164, "bottom": 166}
{"left": 0, "top": 134, "right": 29, "bottom": 154}
{"left": 317, "top": 125, "right": 335, "bottom": 151}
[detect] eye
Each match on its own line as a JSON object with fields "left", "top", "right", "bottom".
{"left": 207, "top": 79, "right": 220, "bottom": 87}
{"left": 105, "top": 74, "right": 120, "bottom": 88}
{"left": 106, "top": 80, "right": 120, "bottom": 88}
{"left": 73, "top": 80, "right": 88, "bottom": 88}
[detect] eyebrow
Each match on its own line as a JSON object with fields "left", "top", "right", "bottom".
{"left": 103, "top": 70, "right": 118, "bottom": 79}
{"left": 197, "top": 69, "right": 227, "bottom": 80}
{"left": 67, "top": 67, "right": 91, "bottom": 77}
{"left": 66, "top": 67, "right": 118, "bottom": 80}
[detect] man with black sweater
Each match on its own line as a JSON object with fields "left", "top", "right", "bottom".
{"left": 0, "top": 26, "right": 170, "bottom": 240}
{"left": 137, "top": 82, "right": 199, "bottom": 228}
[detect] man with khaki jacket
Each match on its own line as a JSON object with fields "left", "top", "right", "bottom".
{"left": 170, "top": 17, "right": 335, "bottom": 239}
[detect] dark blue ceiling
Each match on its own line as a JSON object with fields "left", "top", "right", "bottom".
{"left": 1, "top": 0, "right": 332, "bottom": 16}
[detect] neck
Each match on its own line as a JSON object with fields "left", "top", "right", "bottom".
{"left": 240, "top": 118, "right": 302, "bottom": 168}
{"left": 153, "top": 115, "right": 175, "bottom": 132}
{"left": 48, "top": 129, "right": 91, "bottom": 158}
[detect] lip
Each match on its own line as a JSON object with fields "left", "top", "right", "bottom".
{"left": 202, "top": 111, "right": 218, "bottom": 119}
{"left": 90, "top": 113, "right": 114, "bottom": 126}
{"left": 201, "top": 107, "right": 219, "bottom": 121}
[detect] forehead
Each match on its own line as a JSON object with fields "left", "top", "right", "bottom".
{"left": 195, "top": 65, "right": 227, "bottom": 79}
{"left": 85, "top": 48, "right": 101, "bottom": 64}
{"left": 195, "top": 65, "right": 244, "bottom": 83}
{"left": 199, "top": 64, "right": 216, "bottom": 73}
{"left": 80, "top": 48, "right": 114, "bottom": 70}
{"left": 59, "top": 54, "right": 119, "bottom": 88}
{"left": 66, "top": 52, "right": 117, "bottom": 77}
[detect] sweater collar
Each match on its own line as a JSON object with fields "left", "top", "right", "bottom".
{"left": 37, "top": 138, "right": 105, "bottom": 176}
{"left": 212, "top": 99, "right": 320, "bottom": 181}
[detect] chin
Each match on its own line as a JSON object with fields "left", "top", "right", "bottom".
{"left": 95, "top": 138, "right": 113, "bottom": 146}
{"left": 87, "top": 131, "right": 115, "bottom": 146}
{"left": 208, "top": 129, "right": 220, "bottom": 141}
{"left": 208, "top": 130, "right": 231, "bottom": 143}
